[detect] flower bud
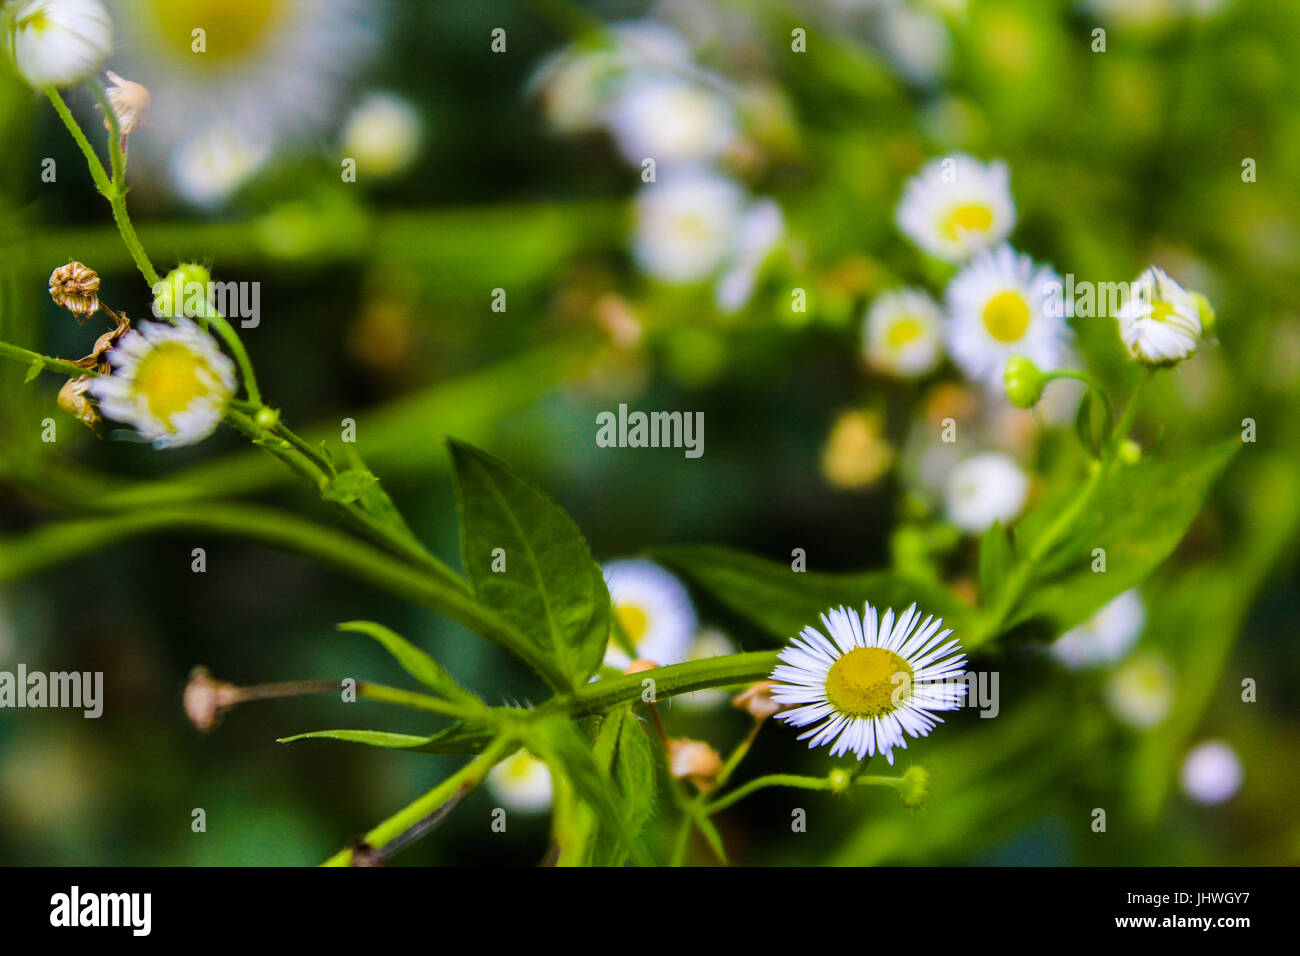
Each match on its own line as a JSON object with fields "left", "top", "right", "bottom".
{"left": 100, "top": 69, "right": 150, "bottom": 137}
{"left": 731, "top": 680, "right": 782, "bottom": 720}
{"left": 1118, "top": 438, "right": 1142, "bottom": 465}
{"left": 3, "top": 0, "right": 113, "bottom": 89}
{"left": 153, "top": 263, "right": 213, "bottom": 320}
{"left": 667, "top": 737, "right": 723, "bottom": 792}
{"left": 182, "top": 667, "right": 241, "bottom": 733}
{"left": 900, "top": 765, "right": 930, "bottom": 808}
{"left": 1003, "top": 355, "right": 1044, "bottom": 409}
{"left": 48, "top": 261, "right": 99, "bottom": 319}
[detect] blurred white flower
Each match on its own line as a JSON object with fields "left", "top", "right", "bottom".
{"left": 340, "top": 90, "right": 422, "bottom": 179}
{"left": 878, "top": 2, "right": 951, "bottom": 85}
{"left": 896, "top": 155, "right": 1015, "bottom": 261}
{"left": 944, "top": 451, "right": 1028, "bottom": 532}
{"left": 863, "top": 288, "right": 945, "bottom": 379}
{"left": 486, "top": 749, "right": 553, "bottom": 813}
{"left": 632, "top": 168, "right": 745, "bottom": 283}
{"left": 1117, "top": 266, "right": 1203, "bottom": 365}
{"left": 945, "top": 244, "right": 1072, "bottom": 391}
{"left": 1051, "top": 590, "right": 1146, "bottom": 669}
{"left": 1180, "top": 740, "right": 1243, "bottom": 805}
{"left": 1106, "top": 652, "right": 1174, "bottom": 729}
{"left": 107, "top": 0, "right": 383, "bottom": 203}
{"left": 715, "top": 197, "right": 783, "bottom": 312}
{"left": 602, "top": 559, "right": 697, "bottom": 669}
{"left": 168, "top": 121, "right": 271, "bottom": 207}
{"left": 3, "top": 0, "right": 112, "bottom": 88}
{"left": 604, "top": 72, "right": 737, "bottom": 166}
{"left": 88, "top": 317, "right": 236, "bottom": 447}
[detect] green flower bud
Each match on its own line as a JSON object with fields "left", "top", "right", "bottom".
{"left": 1118, "top": 439, "right": 1142, "bottom": 465}
{"left": 900, "top": 765, "right": 930, "bottom": 809}
{"left": 153, "top": 263, "right": 212, "bottom": 320}
{"left": 254, "top": 406, "right": 281, "bottom": 430}
{"left": 827, "top": 767, "right": 852, "bottom": 794}
{"left": 1003, "top": 355, "right": 1045, "bottom": 409}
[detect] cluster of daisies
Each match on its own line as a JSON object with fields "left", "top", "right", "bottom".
{"left": 531, "top": 17, "right": 786, "bottom": 313}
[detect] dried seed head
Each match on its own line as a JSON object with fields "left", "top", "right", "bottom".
{"left": 49, "top": 261, "right": 100, "bottom": 319}
{"left": 57, "top": 376, "right": 100, "bottom": 431}
{"left": 101, "top": 70, "right": 151, "bottom": 137}
{"left": 182, "top": 667, "right": 242, "bottom": 732}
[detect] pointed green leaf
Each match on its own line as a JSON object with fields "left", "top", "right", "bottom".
{"left": 320, "top": 469, "right": 378, "bottom": 504}
{"left": 448, "top": 439, "right": 609, "bottom": 688}
{"left": 1008, "top": 440, "right": 1240, "bottom": 634}
{"left": 652, "top": 545, "right": 975, "bottom": 642}
{"left": 23, "top": 360, "right": 43, "bottom": 384}
{"left": 277, "top": 722, "right": 494, "bottom": 755}
{"left": 337, "top": 620, "right": 482, "bottom": 708}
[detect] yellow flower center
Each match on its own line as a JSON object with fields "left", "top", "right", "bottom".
{"left": 616, "top": 603, "right": 650, "bottom": 644}
{"left": 941, "top": 203, "right": 994, "bottom": 241}
{"left": 1149, "top": 301, "right": 1176, "bottom": 324}
{"left": 145, "top": 0, "right": 289, "bottom": 64}
{"left": 133, "top": 342, "right": 217, "bottom": 427}
{"left": 825, "top": 647, "right": 913, "bottom": 718}
{"left": 504, "top": 752, "right": 535, "bottom": 782}
{"left": 886, "top": 317, "right": 924, "bottom": 348}
{"left": 982, "top": 291, "right": 1030, "bottom": 343}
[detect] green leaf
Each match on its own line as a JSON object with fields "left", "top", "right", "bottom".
{"left": 1008, "top": 440, "right": 1240, "bottom": 634}
{"left": 320, "top": 469, "right": 378, "bottom": 503}
{"left": 526, "top": 717, "right": 652, "bottom": 866}
{"left": 587, "top": 707, "right": 658, "bottom": 865}
{"left": 448, "top": 439, "right": 609, "bottom": 688}
{"left": 337, "top": 620, "right": 482, "bottom": 708}
{"left": 276, "top": 722, "right": 495, "bottom": 755}
{"left": 1074, "top": 389, "right": 1109, "bottom": 458}
{"left": 652, "top": 545, "right": 976, "bottom": 643}
{"left": 23, "top": 360, "right": 43, "bottom": 384}
{"left": 978, "top": 521, "right": 1013, "bottom": 605}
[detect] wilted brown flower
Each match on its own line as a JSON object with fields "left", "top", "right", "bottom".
{"left": 57, "top": 376, "right": 100, "bottom": 432}
{"left": 49, "top": 262, "right": 100, "bottom": 319}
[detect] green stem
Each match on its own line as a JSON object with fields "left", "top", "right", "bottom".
{"left": 1043, "top": 368, "right": 1114, "bottom": 440}
{"left": 203, "top": 312, "right": 261, "bottom": 404}
{"left": 0, "top": 340, "right": 91, "bottom": 378}
{"left": 43, "top": 88, "right": 111, "bottom": 196}
{"left": 560, "top": 651, "right": 780, "bottom": 715}
{"left": 703, "top": 774, "right": 832, "bottom": 815}
{"left": 321, "top": 735, "right": 514, "bottom": 865}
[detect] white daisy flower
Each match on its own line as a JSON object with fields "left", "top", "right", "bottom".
{"left": 631, "top": 168, "right": 744, "bottom": 283}
{"left": 771, "top": 602, "right": 966, "bottom": 765}
{"left": 1105, "top": 652, "right": 1174, "bottom": 729}
{"left": 715, "top": 197, "right": 784, "bottom": 313}
{"left": 107, "top": 0, "right": 383, "bottom": 202}
{"left": 486, "top": 748, "right": 553, "bottom": 813}
{"left": 3, "top": 0, "right": 112, "bottom": 88}
{"left": 87, "top": 317, "right": 237, "bottom": 447}
{"left": 896, "top": 155, "right": 1015, "bottom": 262}
{"left": 604, "top": 72, "right": 737, "bottom": 167}
{"left": 167, "top": 121, "right": 271, "bottom": 208}
{"left": 863, "top": 288, "right": 945, "bottom": 379}
{"left": 1180, "top": 740, "right": 1242, "bottom": 805}
{"left": 602, "top": 559, "right": 696, "bottom": 669}
{"left": 1050, "top": 590, "right": 1145, "bottom": 669}
{"left": 945, "top": 244, "right": 1072, "bottom": 391}
{"left": 340, "top": 90, "right": 422, "bottom": 179}
{"left": 944, "top": 451, "right": 1029, "bottom": 533}
{"left": 1116, "top": 266, "right": 1203, "bottom": 365}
